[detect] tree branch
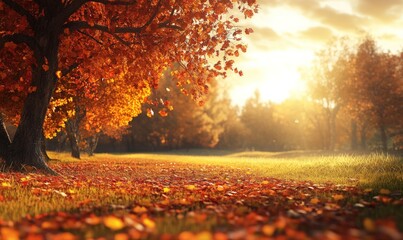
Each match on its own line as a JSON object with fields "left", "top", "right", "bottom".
{"left": 0, "top": 33, "right": 39, "bottom": 53}
{"left": 77, "top": 30, "right": 103, "bottom": 45}
{"left": 63, "top": 21, "right": 133, "bottom": 46}
{"left": 62, "top": 62, "right": 81, "bottom": 76}
{"left": 89, "top": 0, "right": 137, "bottom": 5}
{"left": 2, "top": 0, "right": 36, "bottom": 27}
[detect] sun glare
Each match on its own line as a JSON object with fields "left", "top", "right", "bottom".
{"left": 259, "top": 68, "right": 302, "bottom": 103}
{"left": 229, "top": 49, "right": 312, "bottom": 106}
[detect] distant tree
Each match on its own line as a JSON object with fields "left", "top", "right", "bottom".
{"left": 304, "top": 37, "right": 353, "bottom": 150}
{"left": 217, "top": 94, "right": 248, "bottom": 149}
{"left": 351, "top": 37, "right": 402, "bottom": 151}
{"left": 240, "top": 91, "right": 281, "bottom": 151}
{"left": 124, "top": 70, "right": 227, "bottom": 151}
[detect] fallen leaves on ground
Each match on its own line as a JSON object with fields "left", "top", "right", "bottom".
{"left": 0, "top": 158, "right": 402, "bottom": 239}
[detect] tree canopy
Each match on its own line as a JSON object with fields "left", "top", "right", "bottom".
{"left": 0, "top": 0, "right": 258, "bottom": 173}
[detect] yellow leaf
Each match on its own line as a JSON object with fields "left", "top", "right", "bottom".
{"left": 163, "top": 187, "right": 170, "bottom": 193}
{"left": 186, "top": 185, "right": 196, "bottom": 190}
{"left": 261, "top": 180, "right": 269, "bottom": 185}
{"left": 216, "top": 185, "right": 224, "bottom": 191}
{"left": 56, "top": 70, "right": 62, "bottom": 79}
{"left": 1, "top": 182, "right": 12, "bottom": 188}
{"left": 143, "top": 218, "right": 156, "bottom": 229}
{"left": 103, "top": 216, "right": 124, "bottom": 231}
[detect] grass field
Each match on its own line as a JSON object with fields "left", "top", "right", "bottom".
{"left": 0, "top": 151, "right": 402, "bottom": 239}
{"left": 119, "top": 150, "right": 403, "bottom": 191}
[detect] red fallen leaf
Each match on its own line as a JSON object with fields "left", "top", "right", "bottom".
{"left": 332, "top": 194, "right": 344, "bottom": 201}
{"left": 214, "top": 232, "right": 228, "bottom": 240}
{"left": 48, "top": 232, "right": 76, "bottom": 240}
{"left": 0, "top": 227, "right": 19, "bottom": 240}
{"left": 25, "top": 233, "right": 44, "bottom": 240}
{"left": 158, "top": 110, "right": 168, "bottom": 117}
{"left": 41, "top": 221, "right": 60, "bottom": 230}
{"left": 178, "top": 231, "right": 195, "bottom": 240}
{"left": 85, "top": 215, "right": 101, "bottom": 225}
{"left": 114, "top": 233, "right": 129, "bottom": 240}
{"left": 262, "top": 224, "right": 276, "bottom": 236}
{"left": 133, "top": 206, "right": 147, "bottom": 214}
{"left": 310, "top": 198, "right": 320, "bottom": 204}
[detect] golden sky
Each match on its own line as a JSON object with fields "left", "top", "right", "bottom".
{"left": 228, "top": 0, "right": 403, "bottom": 106}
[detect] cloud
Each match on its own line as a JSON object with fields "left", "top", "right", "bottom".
{"left": 297, "top": 26, "right": 334, "bottom": 42}
{"left": 355, "top": 0, "right": 403, "bottom": 23}
{"left": 246, "top": 26, "right": 297, "bottom": 51}
{"left": 260, "top": 0, "right": 365, "bottom": 33}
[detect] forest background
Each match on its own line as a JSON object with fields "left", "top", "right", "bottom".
{"left": 15, "top": 36, "right": 400, "bottom": 158}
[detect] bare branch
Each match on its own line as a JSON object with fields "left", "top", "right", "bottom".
{"left": 77, "top": 30, "right": 103, "bottom": 45}
{"left": 2, "top": 0, "right": 36, "bottom": 27}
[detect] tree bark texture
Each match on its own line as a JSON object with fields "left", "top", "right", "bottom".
{"left": 0, "top": 116, "right": 11, "bottom": 159}
{"left": 5, "top": 30, "right": 60, "bottom": 175}
{"left": 66, "top": 120, "right": 81, "bottom": 159}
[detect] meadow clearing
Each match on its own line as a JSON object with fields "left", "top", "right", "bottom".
{"left": 0, "top": 151, "right": 402, "bottom": 239}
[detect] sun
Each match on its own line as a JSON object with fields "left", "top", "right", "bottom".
{"left": 229, "top": 49, "right": 311, "bottom": 106}
{"left": 259, "top": 68, "right": 303, "bottom": 103}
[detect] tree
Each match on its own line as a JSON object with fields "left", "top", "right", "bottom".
{"left": 304, "top": 37, "right": 353, "bottom": 150}
{"left": 240, "top": 91, "right": 281, "bottom": 151}
{"left": 351, "top": 37, "right": 402, "bottom": 152}
{"left": 124, "top": 69, "right": 227, "bottom": 151}
{"left": 0, "top": 0, "right": 258, "bottom": 173}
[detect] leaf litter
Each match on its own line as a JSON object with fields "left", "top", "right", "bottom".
{"left": 0, "top": 158, "right": 402, "bottom": 239}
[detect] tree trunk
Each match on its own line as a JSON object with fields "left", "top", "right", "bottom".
{"left": 6, "top": 79, "right": 58, "bottom": 174}
{"left": 350, "top": 120, "right": 358, "bottom": 151}
{"left": 0, "top": 115, "right": 11, "bottom": 159}
{"left": 360, "top": 123, "right": 367, "bottom": 150}
{"left": 66, "top": 120, "right": 81, "bottom": 159}
{"left": 329, "top": 106, "right": 340, "bottom": 151}
{"left": 5, "top": 32, "right": 60, "bottom": 175}
{"left": 41, "top": 132, "right": 51, "bottom": 162}
{"left": 379, "top": 124, "right": 388, "bottom": 152}
{"left": 87, "top": 134, "right": 99, "bottom": 156}
{"left": 57, "top": 133, "right": 68, "bottom": 152}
